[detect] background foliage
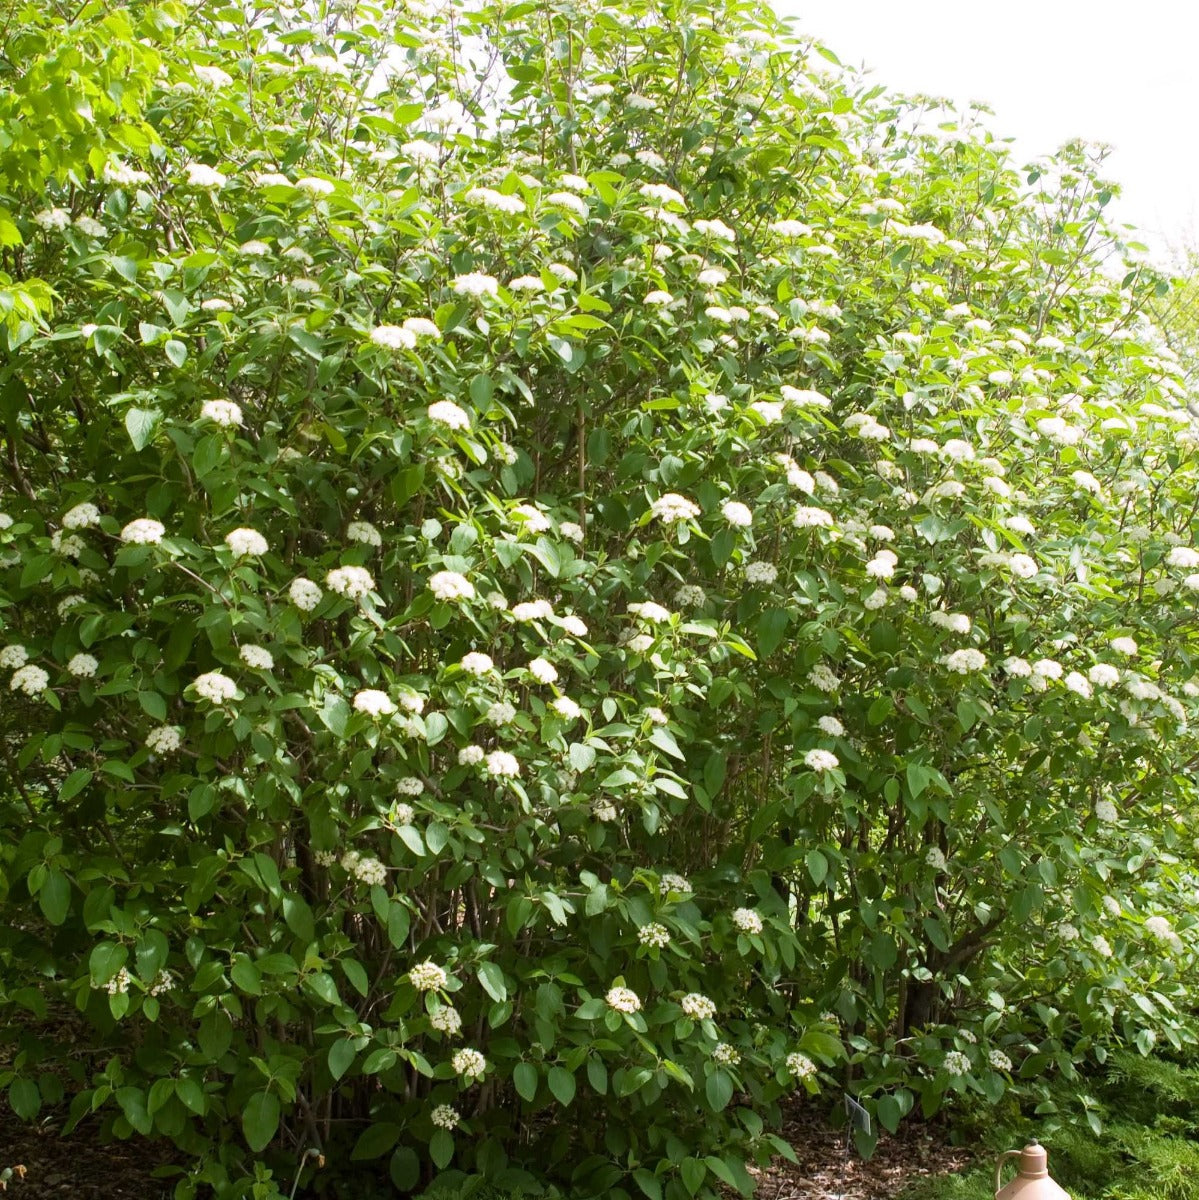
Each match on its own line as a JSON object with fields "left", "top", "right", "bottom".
{"left": 2, "top": 0, "right": 1199, "bottom": 1196}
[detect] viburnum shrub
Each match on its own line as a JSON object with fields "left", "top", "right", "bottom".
{"left": 2, "top": 0, "right": 1199, "bottom": 1196}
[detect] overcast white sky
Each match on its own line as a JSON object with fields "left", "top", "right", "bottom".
{"left": 777, "top": 0, "right": 1197, "bottom": 264}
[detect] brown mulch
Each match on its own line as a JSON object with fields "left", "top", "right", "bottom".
{"left": 0, "top": 1099, "right": 973, "bottom": 1199}
{"left": 747, "top": 1105, "right": 974, "bottom": 1199}
{"left": 0, "top": 1110, "right": 176, "bottom": 1198}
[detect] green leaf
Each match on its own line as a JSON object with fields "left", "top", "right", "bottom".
{"left": 703, "top": 752, "right": 726, "bottom": 797}
{"left": 328, "top": 1039, "right": 356, "bottom": 1081}
{"left": 287, "top": 326, "right": 323, "bottom": 360}
{"left": 59, "top": 768, "right": 92, "bottom": 801}
{"left": 633, "top": 1167, "right": 663, "bottom": 1200}
{"left": 756, "top": 608, "right": 789, "bottom": 658}
{"left": 242, "top": 1091, "right": 281, "bottom": 1152}
{"left": 681, "top": 1157, "right": 706, "bottom": 1196}
{"left": 389, "top": 1147, "right": 420, "bottom": 1191}
{"left": 304, "top": 971, "right": 340, "bottom": 1005}
{"left": 649, "top": 727, "right": 684, "bottom": 759}
{"left": 353, "top": 1120, "right": 401, "bottom": 1160}
{"left": 124, "top": 407, "right": 160, "bottom": 451}
{"left": 876, "top": 1094, "right": 901, "bottom": 1134}
{"left": 283, "top": 894, "right": 315, "bottom": 941}
{"left": 164, "top": 339, "right": 188, "bottom": 368}
{"left": 429, "top": 1127, "right": 454, "bottom": 1169}
{"left": 806, "top": 849, "right": 828, "bottom": 887}
{"left": 705, "top": 1070, "right": 733, "bottom": 1112}
{"left": 175, "top": 1077, "right": 207, "bottom": 1115}
{"left": 569, "top": 742, "right": 596, "bottom": 771}
{"left": 906, "top": 762, "right": 931, "bottom": 800}
{"left": 513, "top": 1062, "right": 539, "bottom": 1102}
{"left": 230, "top": 955, "right": 263, "bottom": 994}
{"left": 477, "top": 960, "right": 507, "bottom": 1002}
{"left": 318, "top": 694, "right": 351, "bottom": 736}
{"left": 548, "top": 1065, "right": 576, "bottom": 1107}
{"left": 39, "top": 870, "right": 70, "bottom": 925}
{"left": 8, "top": 1078, "right": 40, "bottom": 1120}
{"left": 586, "top": 1057, "right": 608, "bottom": 1095}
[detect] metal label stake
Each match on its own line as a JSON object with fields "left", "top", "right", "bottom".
{"left": 836, "top": 1094, "right": 872, "bottom": 1199}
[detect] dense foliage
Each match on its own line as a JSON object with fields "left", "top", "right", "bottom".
{"left": 913, "top": 1048, "right": 1199, "bottom": 1200}
{"left": 3, "top": 0, "right": 1199, "bottom": 1196}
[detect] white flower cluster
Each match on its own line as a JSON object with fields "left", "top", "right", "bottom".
{"left": 866, "top": 548, "right": 897, "bottom": 579}
{"left": 67, "top": 652, "right": 99, "bottom": 678}
{"left": 410, "top": 961, "right": 448, "bottom": 991}
{"left": 1144, "top": 915, "right": 1174, "bottom": 940}
{"left": 225, "top": 528, "right": 268, "bottom": 557}
{"left": 528, "top": 658, "right": 558, "bottom": 684}
{"left": 62, "top": 502, "right": 101, "bottom": 529}
{"left": 290, "top": 578, "right": 323, "bottom": 610}
{"left": 943, "top": 1050, "right": 971, "bottom": 1076}
{"left": 429, "top": 570, "right": 475, "bottom": 601}
{"left": 0, "top": 645, "right": 28, "bottom": 669}
{"left": 638, "top": 923, "right": 670, "bottom": 948}
{"left": 804, "top": 748, "right": 839, "bottom": 771}
{"left": 451, "top": 272, "right": 499, "bottom": 299}
{"left": 431, "top": 1104, "right": 460, "bottom": 1130}
{"left": 105, "top": 967, "right": 132, "bottom": 996}
{"left": 929, "top": 611, "right": 971, "bottom": 634}
{"left": 745, "top": 561, "right": 778, "bottom": 586}
{"left": 10, "top": 664, "right": 49, "bottom": 695}
{"left": 340, "top": 850, "right": 387, "bottom": 886}
{"left": 551, "top": 696, "right": 582, "bottom": 720}
{"left": 201, "top": 399, "right": 242, "bottom": 427}
{"left": 713, "top": 1043, "right": 741, "bottom": 1066}
{"left": 659, "top": 873, "right": 691, "bottom": 895}
{"left": 464, "top": 185, "right": 526, "bottom": 214}
{"left": 941, "top": 648, "right": 987, "bottom": 673}
{"left": 451, "top": 1048, "right": 487, "bottom": 1081}
{"left": 721, "top": 500, "right": 753, "bottom": 527}
{"left": 605, "top": 986, "right": 642, "bottom": 1014}
{"left": 486, "top": 749, "right": 520, "bottom": 777}
{"left": 193, "top": 671, "right": 236, "bottom": 704}
{"left": 732, "top": 908, "right": 763, "bottom": 935}
{"left": 327, "top": 565, "right": 375, "bottom": 598}
{"left": 651, "top": 493, "right": 700, "bottom": 523}
{"left": 808, "top": 664, "right": 839, "bottom": 693}
{"left": 512, "top": 503, "right": 550, "bottom": 532}
{"left": 428, "top": 400, "right": 471, "bottom": 431}
{"left": 347, "top": 520, "right": 381, "bottom": 547}
{"left": 146, "top": 725, "right": 182, "bottom": 754}
{"left": 793, "top": 505, "right": 834, "bottom": 529}
{"left": 513, "top": 599, "right": 553, "bottom": 622}
{"left": 121, "top": 518, "right": 165, "bottom": 545}
{"left": 239, "top": 645, "right": 272, "bottom": 670}
{"left": 680, "top": 993, "right": 716, "bottom": 1020}
{"left": 353, "top": 689, "right": 394, "bottom": 717}
{"left": 51, "top": 529, "right": 85, "bottom": 557}
{"left": 429, "top": 1006, "right": 462, "bottom": 1035}
{"left": 144, "top": 968, "right": 175, "bottom": 998}
{"left": 785, "top": 1052, "right": 816, "bottom": 1079}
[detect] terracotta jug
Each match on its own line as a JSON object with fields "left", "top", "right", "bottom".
{"left": 995, "top": 1141, "right": 1070, "bottom": 1199}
